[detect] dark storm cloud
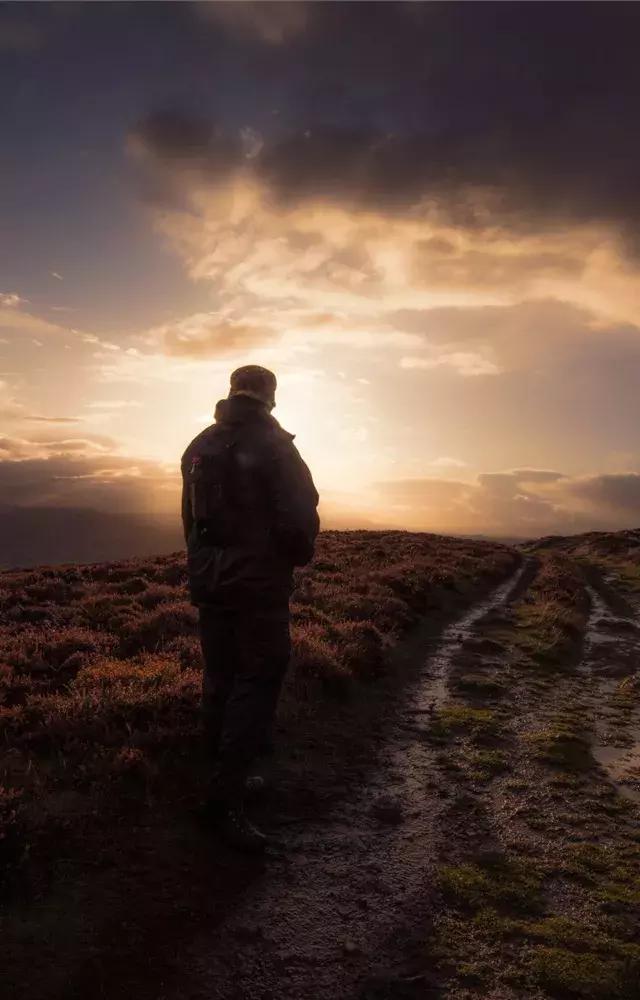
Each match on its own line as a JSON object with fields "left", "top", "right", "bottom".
{"left": 132, "top": 3, "right": 640, "bottom": 243}
{"left": 0, "top": 10, "right": 43, "bottom": 51}
{"left": 566, "top": 474, "right": 640, "bottom": 515}
{"left": 196, "top": 1, "right": 309, "bottom": 45}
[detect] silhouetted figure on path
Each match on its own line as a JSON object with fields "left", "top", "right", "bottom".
{"left": 181, "top": 366, "right": 319, "bottom": 851}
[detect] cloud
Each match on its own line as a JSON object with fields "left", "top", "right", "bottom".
{"left": 0, "top": 378, "right": 81, "bottom": 427}
{"left": 86, "top": 400, "right": 144, "bottom": 410}
{"left": 0, "top": 293, "right": 26, "bottom": 308}
{"left": 131, "top": 0, "right": 640, "bottom": 251}
{"left": 0, "top": 437, "right": 178, "bottom": 515}
{"left": 1, "top": 425, "right": 638, "bottom": 537}
{"left": 374, "top": 466, "right": 640, "bottom": 536}
{"left": 508, "top": 469, "right": 566, "bottom": 484}
{"left": 148, "top": 312, "right": 277, "bottom": 358}
{"left": 25, "top": 415, "right": 80, "bottom": 425}
{"left": 430, "top": 457, "right": 468, "bottom": 469}
{"left": 392, "top": 298, "right": 640, "bottom": 376}
{"left": 129, "top": 108, "right": 640, "bottom": 379}
{"left": 197, "top": 1, "right": 309, "bottom": 45}
{"left": 409, "top": 243, "right": 586, "bottom": 295}
{"left": 564, "top": 474, "right": 640, "bottom": 517}
{"left": 0, "top": 307, "right": 69, "bottom": 338}
{"left": 0, "top": 14, "right": 43, "bottom": 52}
{"left": 399, "top": 352, "right": 501, "bottom": 377}
{"left": 375, "top": 477, "right": 470, "bottom": 510}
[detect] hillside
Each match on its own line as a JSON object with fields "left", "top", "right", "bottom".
{"left": 0, "top": 507, "right": 184, "bottom": 570}
{"left": 2, "top": 528, "right": 640, "bottom": 999}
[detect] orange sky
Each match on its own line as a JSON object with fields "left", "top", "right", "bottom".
{"left": 2, "top": 3, "right": 640, "bottom": 539}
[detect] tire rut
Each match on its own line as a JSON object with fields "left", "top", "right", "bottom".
{"left": 168, "top": 562, "right": 527, "bottom": 1000}
{"left": 582, "top": 570, "right": 640, "bottom": 804}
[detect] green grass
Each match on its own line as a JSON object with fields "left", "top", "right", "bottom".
{"left": 505, "top": 553, "right": 589, "bottom": 669}
{"left": 526, "top": 716, "right": 594, "bottom": 771}
{"left": 530, "top": 946, "right": 640, "bottom": 999}
{"left": 430, "top": 705, "right": 501, "bottom": 742}
{"left": 454, "top": 673, "right": 507, "bottom": 698}
{"left": 438, "top": 853, "right": 543, "bottom": 914}
{"left": 465, "top": 748, "right": 510, "bottom": 781}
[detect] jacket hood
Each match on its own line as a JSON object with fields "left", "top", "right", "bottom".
{"left": 219, "top": 394, "right": 294, "bottom": 439}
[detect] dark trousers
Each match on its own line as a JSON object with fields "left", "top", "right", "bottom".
{"left": 198, "top": 603, "right": 291, "bottom": 801}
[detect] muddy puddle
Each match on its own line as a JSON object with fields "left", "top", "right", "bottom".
{"left": 584, "top": 583, "right": 640, "bottom": 804}
{"left": 173, "top": 561, "right": 529, "bottom": 1000}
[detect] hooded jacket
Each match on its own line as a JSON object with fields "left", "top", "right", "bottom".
{"left": 181, "top": 394, "right": 319, "bottom": 606}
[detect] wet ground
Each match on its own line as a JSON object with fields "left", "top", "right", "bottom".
{"left": 8, "top": 548, "right": 640, "bottom": 999}
{"left": 583, "top": 582, "right": 640, "bottom": 803}
{"left": 164, "top": 563, "right": 529, "bottom": 1000}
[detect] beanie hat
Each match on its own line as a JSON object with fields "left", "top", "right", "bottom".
{"left": 229, "top": 365, "right": 277, "bottom": 408}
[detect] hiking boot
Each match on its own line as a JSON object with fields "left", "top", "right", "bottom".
{"left": 245, "top": 774, "right": 267, "bottom": 795}
{"left": 218, "top": 805, "right": 268, "bottom": 854}
{"left": 195, "top": 799, "right": 268, "bottom": 853}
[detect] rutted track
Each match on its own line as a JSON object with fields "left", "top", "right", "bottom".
{"left": 582, "top": 575, "right": 640, "bottom": 803}
{"left": 171, "top": 561, "right": 527, "bottom": 1000}
{"left": 416, "top": 551, "right": 640, "bottom": 999}
{"left": 410, "top": 558, "right": 530, "bottom": 715}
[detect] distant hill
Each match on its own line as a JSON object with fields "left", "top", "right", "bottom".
{"left": 0, "top": 504, "right": 540, "bottom": 571}
{"left": 524, "top": 527, "right": 640, "bottom": 557}
{"left": 0, "top": 507, "right": 184, "bottom": 569}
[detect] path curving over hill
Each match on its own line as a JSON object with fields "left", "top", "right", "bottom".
{"left": 6, "top": 530, "right": 640, "bottom": 1000}
{"left": 165, "top": 562, "right": 528, "bottom": 1000}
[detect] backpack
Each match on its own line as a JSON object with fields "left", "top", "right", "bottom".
{"left": 186, "top": 430, "right": 239, "bottom": 547}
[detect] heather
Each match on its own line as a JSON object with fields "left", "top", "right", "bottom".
{"left": 0, "top": 530, "right": 515, "bottom": 886}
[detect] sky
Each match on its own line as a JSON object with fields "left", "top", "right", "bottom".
{"left": 2, "top": 1, "right": 640, "bottom": 538}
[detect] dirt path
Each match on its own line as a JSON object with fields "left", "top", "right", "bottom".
{"left": 10, "top": 548, "right": 640, "bottom": 1000}
{"left": 416, "top": 555, "right": 640, "bottom": 999}
{"left": 582, "top": 577, "right": 640, "bottom": 804}
{"left": 160, "top": 562, "right": 528, "bottom": 1000}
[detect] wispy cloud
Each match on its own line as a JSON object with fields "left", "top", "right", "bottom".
{"left": 86, "top": 400, "right": 144, "bottom": 410}
{"left": 430, "top": 457, "right": 468, "bottom": 469}
{"left": 0, "top": 307, "right": 69, "bottom": 337}
{"left": 26, "top": 415, "right": 80, "bottom": 424}
{"left": 400, "top": 353, "right": 501, "bottom": 377}
{"left": 0, "top": 293, "right": 26, "bottom": 308}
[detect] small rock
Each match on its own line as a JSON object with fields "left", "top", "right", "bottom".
{"left": 343, "top": 938, "right": 358, "bottom": 954}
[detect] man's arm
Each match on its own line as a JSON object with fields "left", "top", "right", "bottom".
{"left": 180, "top": 455, "right": 194, "bottom": 545}
{"left": 269, "top": 436, "right": 320, "bottom": 566}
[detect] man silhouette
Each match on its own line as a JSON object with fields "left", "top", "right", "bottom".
{"left": 181, "top": 365, "right": 319, "bottom": 851}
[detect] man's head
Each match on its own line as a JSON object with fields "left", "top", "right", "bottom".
{"left": 228, "top": 365, "right": 277, "bottom": 410}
